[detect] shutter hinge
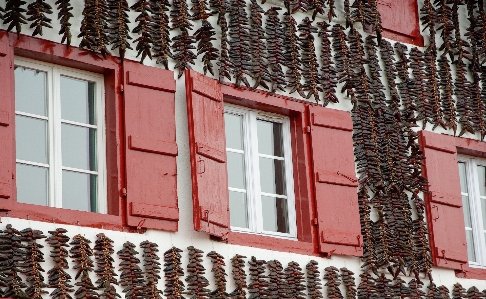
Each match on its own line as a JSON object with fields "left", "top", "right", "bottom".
{"left": 312, "top": 218, "right": 318, "bottom": 226}
{"left": 120, "top": 84, "right": 124, "bottom": 93}
{"left": 305, "top": 126, "right": 311, "bottom": 133}
{"left": 121, "top": 188, "right": 127, "bottom": 197}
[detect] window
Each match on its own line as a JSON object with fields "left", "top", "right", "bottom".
{"left": 458, "top": 156, "right": 486, "bottom": 267}
{"left": 14, "top": 58, "right": 106, "bottom": 213}
{"left": 224, "top": 105, "right": 296, "bottom": 238}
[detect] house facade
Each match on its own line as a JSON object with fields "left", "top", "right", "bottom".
{"left": 0, "top": 0, "right": 485, "bottom": 298}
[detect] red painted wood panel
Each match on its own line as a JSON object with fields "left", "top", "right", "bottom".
{"left": 0, "top": 31, "right": 14, "bottom": 208}
{"left": 377, "top": 0, "right": 423, "bottom": 46}
{"left": 420, "top": 131, "right": 468, "bottom": 270}
{"left": 124, "top": 61, "right": 178, "bottom": 231}
{"left": 308, "top": 105, "right": 362, "bottom": 257}
{"left": 186, "top": 70, "right": 229, "bottom": 239}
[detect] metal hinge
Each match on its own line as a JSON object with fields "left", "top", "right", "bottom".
{"left": 305, "top": 126, "right": 311, "bottom": 133}
{"left": 121, "top": 188, "right": 127, "bottom": 197}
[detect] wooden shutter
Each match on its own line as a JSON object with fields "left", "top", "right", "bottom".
{"left": 308, "top": 105, "right": 362, "bottom": 257}
{"left": 376, "top": 0, "right": 423, "bottom": 46}
{"left": 185, "top": 70, "right": 229, "bottom": 239}
{"left": 420, "top": 130, "right": 468, "bottom": 270}
{"left": 123, "top": 61, "right": 178, "bottom": 231}
{"left": 0, "top": 32, "right": 14, "bottom": 210}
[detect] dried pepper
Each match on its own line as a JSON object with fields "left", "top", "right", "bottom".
{"left": 186, "top": 246, "right": 210, "bottom": 299}
{"left": 317, "top": 20, "right": 337, "bottom": 106}
{"left": 3, "top": 0, "right": 28, "bottom": 38}
{"left": 265, "top": 7, "right": 286, "bottom": 93}
{"left": 340, "top": 268, "right": 356, "bottom": 299}
{"left": 152, "top": 0, "right": 172, "bottom": 69}
{"left": 70, "top": 234, "right": 98, "bottom": 299}
{"left": 285, "top": 262, "right": 305, "bottom": 299}
{"left": 27, "top": 0, "right": 52, "bottom": 36}
{"left": 229, "top": 254, "right": 246, "bottom": 299}
{"left": 298, "top": 17, "right": 321, "bottom": 102}
{"left": 207, "top": 251, "right": 228, "bottom": 299}
{"left": 171, "top": 0, "right": 196, "bottom": 78}
{"left": 164, "top": 247, "right": 185, "bottom": 299}
{"left": 248, "top": 256, "right": 268, "bottom": 299}
{"left": 140, "top": 241, "right": 163, "bottom": 299}
{"left": 78, "top": 0, "right": 110, "bottom": 58}
{"left": 55, "top": 0, "right": 73, "bottom": 47}
{"left": 19, "top": 228, "right": 47, "bottom": 299}
{"left": 109, "top": 0, "right": 132, "bottom": 61}
{"left": 47, "top": 228, "right": 74, "bottom": 299}
{"left": 192, "top": 0, "right": 219, "bottom": 76}
{"left": 228, "top": 0, "right": 251, "bottom": 87}
{"left": 268, "top": 260, "right": 287, "bottom": 299}
{"left": 283, "top": 13, "right": 305, "bottom": 97}
{"left": 249, "top": 0, "right": 270, "bottom": 89}
{"left": 94, "top": 233, "right": 119, "bottom": 299}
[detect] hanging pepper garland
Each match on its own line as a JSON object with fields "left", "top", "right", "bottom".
{"left": 78, "top": 0, "right": 110, "bottom": 58}
{"left": 55, "top": 0, "right": 73, "bottom": 47}
{"left": 248, "top": 256, "right": 269, "bottom": 299}
{"left": 299, "top": 17, "right": 321, "bottom": 102}
{"left": 94, "top": 233, "right": 119, "bottom": 299}
{"left": 3, "top": 0, "right": 28, "bottom": 38}
{"left": 249, "top": 0, "right": 270, "bottom": 90}
{"left": 47, "top": 228, "right": 74, "bottom": 299}
{"left": 109, "top": 0, "right": 132, "bottom": 61}
{"left": 317, "top": 20, "right": 337, "bottom": 106}
{"left": 340, "top": 268, "right": 356, "bottom": 299}
{"left": 70, "top": 234, "right": 98, "bottom": 299}
{"left": 118, "top": 241, "right": 145, "bottom": 299}
{"left": 192, "top": 0, "right": 219, "bottom": 76}
{"left": 210, "top": 0, "right": 232, "bottom": 82}
{"left": 306, "top": 261, "right": 322, "bottom": 299}
{"left": 265, "top": 7, "right": 286, "bottom": 93}
{"left": 130, "top": 0, "right": 156, "bottom": 63}
{"left": 164, "top": 247, "right": 185, "bottom": 299}
{"left": 229, "top": 254, "right": 246, "bottom": 299}
{"left": 140, "top": 241, "right": 163, "bottom": 299}
{"left": 324, "top": 266, "right": 343, "bottom": 299}
{"left": 185, "top": 246, "right": 210, "bottom": 299}
{"left": 19, "top": 228, "right": 47, "bottom": 299}
{"left": 207, "top": 251, "right": 228, "bottom": 299}
{"left": 228, "top": 0, "right": 252, "bottom": 87}
{"left": 0, "top": 224, "right": 28, "bottom": 299}
{"left": 26, "top": 0, "right": 52, "bottom": 37}
{"left": 285, "top": 262, "right": 305, "bottom": 299}
{"left": 268, "top": 260, "right": 287, "bottom": 299}
{"left": 283, "top": 12, "right": 305, "bottom": 97}
{"left": 152, "top": 0, "right": 173, "bottom": 69}
{"left": 171, "top": 0, "right": 196, "bottom": 78}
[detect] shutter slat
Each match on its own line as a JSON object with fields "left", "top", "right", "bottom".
{"left": 377, "top": 0, "right": 423, "bottom": 45}
{"left": 124, "top": 61, "right": 178, "bottom": 231}
{"left": 309, "top": 105, "right": 362, "bottom": 257}
{"left": 420, "top": 131, "right": 468, "bottom": 270}
{"left": 129, "top": 135, "right": 178, "bottom": 156}
{"left": 186, "top": 70, "right": 229, "bottom": 239}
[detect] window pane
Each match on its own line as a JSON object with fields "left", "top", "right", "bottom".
{"left": 259, "top": 157, "right": 286, "bottom": 195}
{"left": 229, "top": 191, "right": 248, "bottom": 228}
{"left": 482, "top": 198, "right": 486, "bottom": 230}
{"left": 227, "top": 152, "right": 245, "bottom": 190}
{"left": 478, "top": 165, "right": 486, "bottom": 196}
{"left": 463, "top": 195, "right": 472, "bottom": 228}
{"left": 257, "top": 120, "right": 283, "bottom": 157}
{"left": 261, "top": 195, "right": 289, "bottom": 233}
{"left": 15, "top": 66, "right": 47, "bottom": 116}
{"left": 466, "top": 230, "right": 476, "bottom": 262}
{"left": 61, "top": 124, "right": 97, "bottom": 171}
{"left": 62, "top": 170, "right": 97, "bottom": 212}
{"left": 16, "top": 115, "right": 48, "bottom": 164}
{"left": 458, "top": 162, "right": 468, "bottom": 193}
{"left": 224, "top": 113, "right": 243, "bottom": 150}
{"left": 16, "top": 164, "right": 48, "bottom": 206}
{"left": 61, "top": 76, "right": 95, "bottom": 124}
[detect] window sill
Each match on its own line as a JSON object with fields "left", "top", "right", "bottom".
{"left": 0, "top": 201, "right": 127, "bottom": 232}
{"left": 225, "top": 231, "right": 316, "bottom": 256}
{"left": 455, "top": 264, "right": 486, "bottom": 280}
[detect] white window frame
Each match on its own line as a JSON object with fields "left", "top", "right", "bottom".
{"left": 225, "top": 104, "right": 297, "bottom": 239}
{"left": 459, "top": 155, "right": 486, "bottom": 267}
{"left": 14, "top": 57, "right": 107, "bottom": 213}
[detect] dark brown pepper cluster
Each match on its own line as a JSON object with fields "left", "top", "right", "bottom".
{"left": 94, "top": 233, "right": 119, "bottom": 299}
{"left": 323, "top": 266, "right": 342, "bottom": 299}
{"left": 47, "top": 228, "right": 74, "bottom": 299}
{"left": 70, "top": 234, "right": 98, "bottom": 299}
{"left": 207, "top": 251, "right": 227, "bottom": 299}
{"left": 19, "top": 228, "right": 47, "bottom": 299}
{"left": 27, "top": 0, "right": 53, "bottom": 37}
{"left": 248, "top": 256, "right": 268, "bottom": 299}
{"left": 229, "top": 254, "right": 246, "bottom": 299}
{"left": 0, "top": 224, "right": 28, "bottom": 298}
{"left": 118, "top": 241, "right": 145, "bottom": 299}
{"left": 285, "top": 261, "right": 305, "bottom": 299}
{"left": 305, "top": 260, "right": 322, "bottom": 299}
{"left": 186, "top": 246, "right": 209, "bottom": 299}
{"left": 267, "top": 260, "right": 286, "bottom": 299}
{"left": 141, "top": 241, "right": 163, "bottom": 299}
{"left": 164, "top": 246, "right": 185, "bottom": 299}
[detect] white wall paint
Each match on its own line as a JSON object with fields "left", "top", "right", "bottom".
{"left": 1, "top": 0, "right": 486, "bottom": 296}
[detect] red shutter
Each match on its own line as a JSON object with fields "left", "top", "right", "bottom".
{"left": 308, "top": 105, "right": 362, "bottom": 257}
{"left": 0, "top": 32, "right": 14, "bottom": 210}
{"left": 123, "top": 61, "right": 178, "bottom": 231}
{"left": 376, "top": 0, "right": 423, "bottom": 46}
{"left": 185, "top": 70, "right": 229, "bottom": 239}
{"left": 420, "top": 130, "right": 467, "bottom": 270}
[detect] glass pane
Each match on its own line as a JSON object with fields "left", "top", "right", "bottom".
{"left": 61, "top": 76, "right": 95, "bottom": 124}
{"left": 261, "top": 195, "right": 289, "bottom": 233}
{"left": 61, "top": 124, "right": 97, "bottom": 171}
{"left": 478, "top": 165, "right": 486, "bottom": 196}
{"left": 224, "top": 113, "right": 243, "bottom": 150}
{"left": 463, "top": 195, "right": 472, "bottom": 227}
{"left": 466, "top": 230, "right": 476, "bottom": 262}
{"left": 16, "top": 164, "right": 48, "bottom": 206}
{"left": 62, "top": 170, "right": 97, "bottom": 212}
{"left": 257, "top": 120, "right": 284, "bottom": 157}
{"left": 227, "top": 152, "right": 245, "bottom": 190}
{"left": 229, "top": 191, "right": 248, "bottom": 228}
{"left": 15, "top": 66, "right": 47, "bottom": 116}
{"left": 482, "top": 198, "right": 486, "bottom": 230}
{"left": 259, "top": 157, "right": 286, "bottom": 195}
{"left": 458, "top": 162, "right": 468, "bottom": 193}
{"left": 16, "top": 115, "right": 48, "bottom": 164}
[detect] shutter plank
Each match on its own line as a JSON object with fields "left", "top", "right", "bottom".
{"left": 309, "top": 105, "right": 362, "bottom": 257}
{"left": 0, "top": 32, "right": 13, "bottom": 203}
{"left": 377, "top": 0, "right": 423, "bottom": 45}
{"left": 124, "top": 61, "right": 178, "bottom": 231}
{"left": 420, "top": 131, "right": 468, "bottom": 270}
{"left": 186, "top": 70, "right": 229, "bottom": 239}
